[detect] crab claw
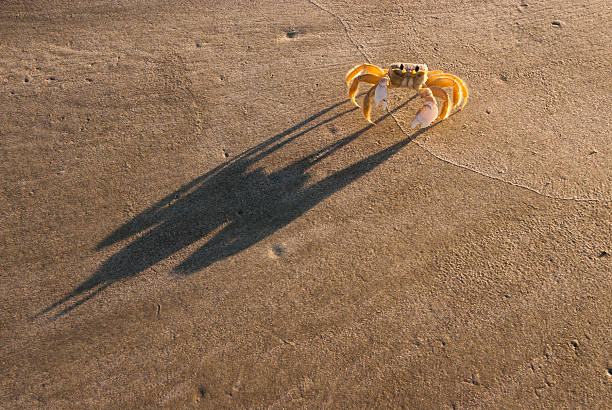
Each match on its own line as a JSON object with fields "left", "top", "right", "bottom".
{"left": 411, "top": 88, "right": 438, "bottom": 128}
{"left": 374, "top": 76, "right": 389, "bottom": 110}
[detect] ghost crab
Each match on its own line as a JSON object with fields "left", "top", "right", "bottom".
{"left": 346, "top": 62, "right": 468, "bottom": 127}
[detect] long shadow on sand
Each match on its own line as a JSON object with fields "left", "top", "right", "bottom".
{"left": 40, "top": 96, "right": 430, "bottom": 317}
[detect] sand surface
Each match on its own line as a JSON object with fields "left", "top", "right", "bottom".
{"left": 1, "top": 0, "right": 611, "bottom": 407}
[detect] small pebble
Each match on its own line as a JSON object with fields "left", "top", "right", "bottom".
{"left": 552, "top": 21, "right": 563, "bottom": 27}
{"left": 485, "top": 107, "right": 492, "bottom": 114}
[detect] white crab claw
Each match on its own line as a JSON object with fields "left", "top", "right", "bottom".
{"left": 374, "top": 76, "right": 389, "bottom": 110}
{"left": 411, "top": 88, "right": 439, "bottom": 128}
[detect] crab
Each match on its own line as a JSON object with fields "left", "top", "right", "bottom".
{"left": 346, "top": 62, "right": 468, "bottom": 127}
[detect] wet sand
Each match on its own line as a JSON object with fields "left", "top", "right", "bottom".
{"left": 1, "top": 0, "right": 610, "bottom": 407}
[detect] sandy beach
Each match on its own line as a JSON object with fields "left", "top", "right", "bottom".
{"left": 1, "top": 0, "right": 610, "bottom": 407}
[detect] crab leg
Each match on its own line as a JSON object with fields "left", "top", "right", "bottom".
{"left": 429, "top": 86, "right": 450, "bottom": 119}
{"left": 426, "top": 73, "right": 468, "bottom": 108}
{"left": 362, "top": 84, "right": 379, "bottom": 124}
{"left": 411, "top": 87, "right": 439, "bottom": 129}
{"left": 346, "top": 64, "right": 385, "bottom": 87}
{"left": 426, "top": 76, "right": 462, "bottom": 109}
{"left": 348, "top": 73, "right": 382, "bottom": 107}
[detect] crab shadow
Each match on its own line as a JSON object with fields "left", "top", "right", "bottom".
{"left": 39, "top": 96, "right": 432, "bottom": 317}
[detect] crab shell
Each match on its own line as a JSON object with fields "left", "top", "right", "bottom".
{"left": 386, "top": 63, "right": 429, "bottom": 90}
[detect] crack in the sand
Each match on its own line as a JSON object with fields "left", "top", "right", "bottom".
{"left": 308, "top": 0, "right": 607, "bottom": 203}
{"left": 308, "top": 0, "right": 371, "bottom": 62}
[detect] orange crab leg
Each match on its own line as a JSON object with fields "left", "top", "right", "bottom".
{"left": 429, "top": 86, "right": 450, "bottom": 120}
{"left": 426, "top": 76, "right": 462, "bottom": 109}
{"left": 362, "top": 83, "right": 379, "bottom": 124}
{"left": 346, "top": 64, "right": 385, "bottom": 87}
{"left": 348, "top": 73, "right": 383, "bottom": 107}
{"left": 427, "top": 73, "right": 468, "bottom": 108}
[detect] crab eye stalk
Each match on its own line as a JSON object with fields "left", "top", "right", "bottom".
{"left": 399, "top": 64, "right": 404, "bottom": 70}
{"left": 415, "top": 65, "right": 420, "bottom": 72}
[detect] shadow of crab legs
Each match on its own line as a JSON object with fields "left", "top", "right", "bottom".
{"left": 346, "top": 63, "right": 468, "bottom": 127}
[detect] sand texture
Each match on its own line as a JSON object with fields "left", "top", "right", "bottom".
{"left": 1, "top": 0, "right": 611, "bottom": 407}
